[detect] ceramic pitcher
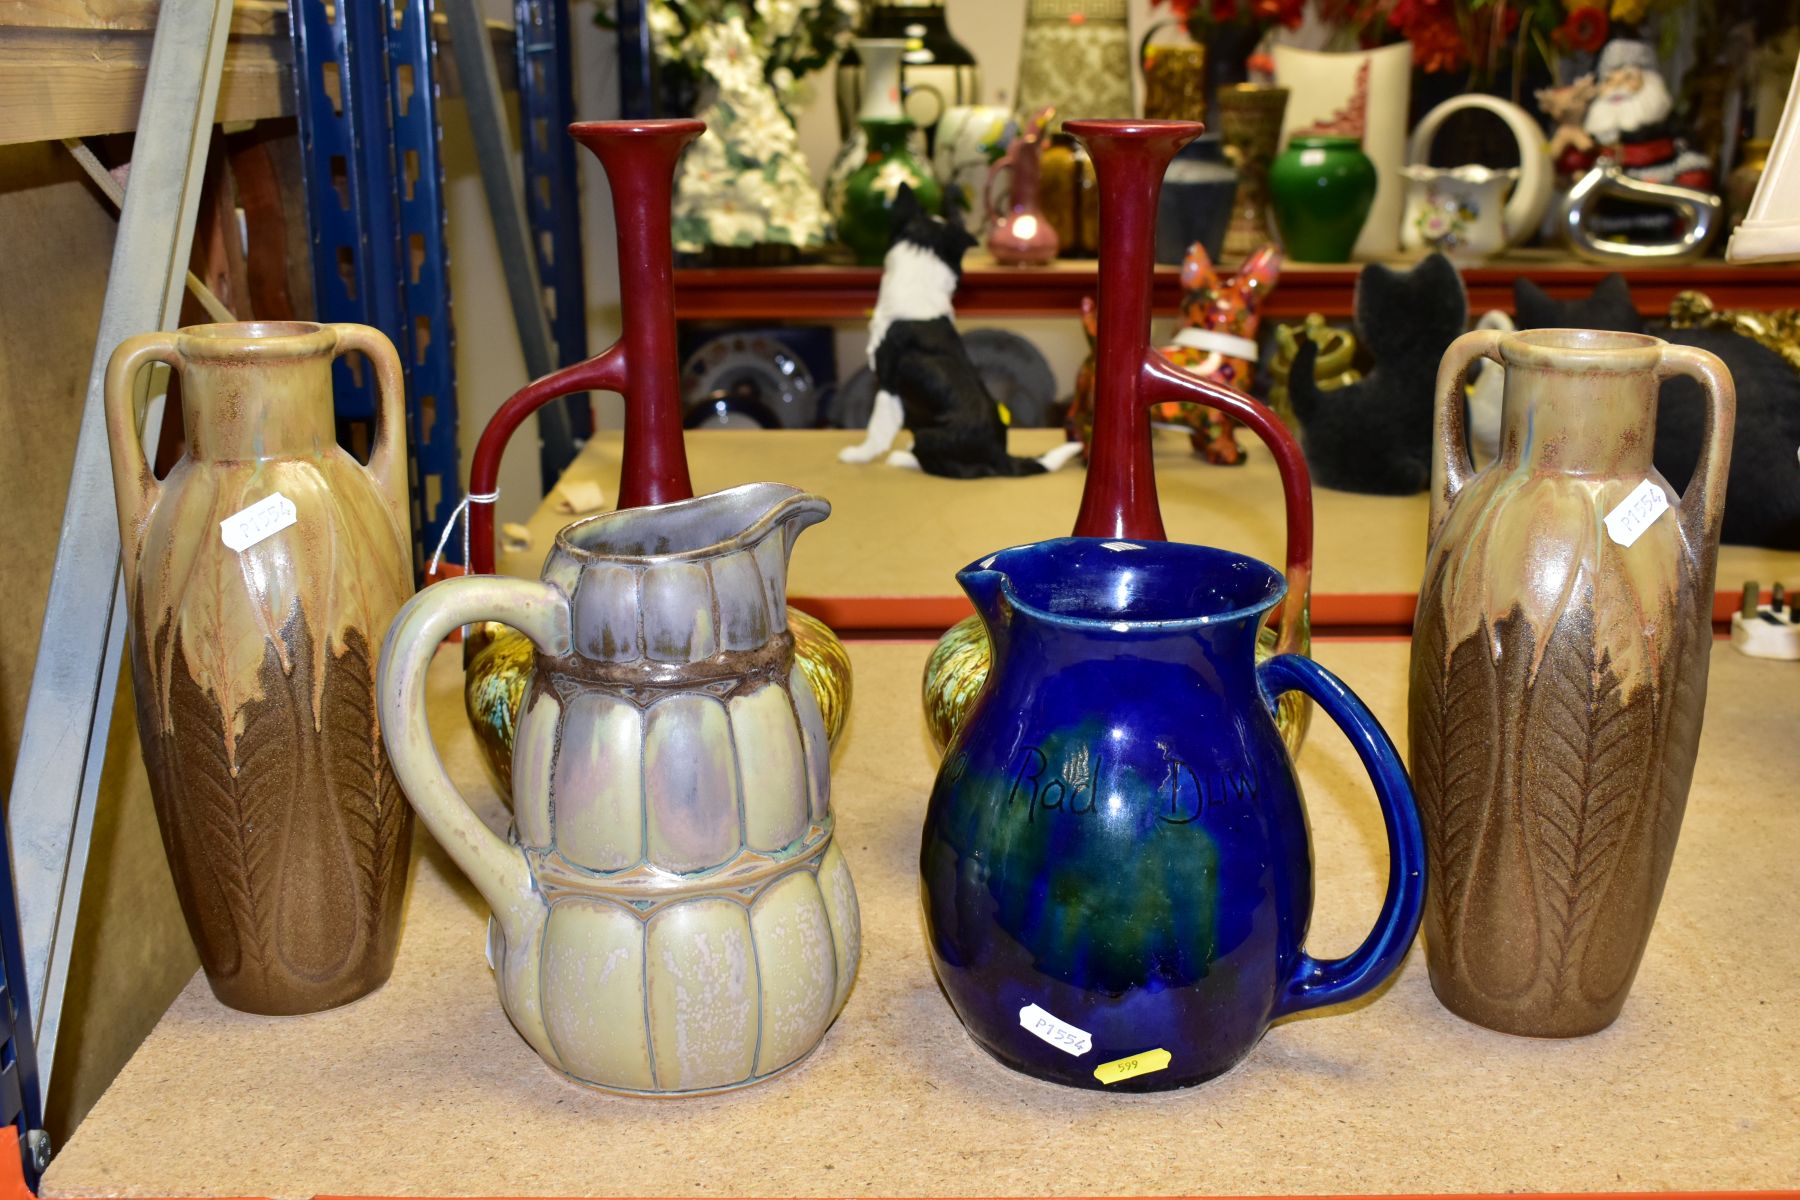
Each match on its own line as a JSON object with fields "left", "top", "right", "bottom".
{"left": 922, "top": 538, "right": 1424, "bottom": 1091}
{"left": 1412, "top": 328, "right": 1733, "bottom": 1037}
{"left": 379, "top": 483, "right": 859, "bottom": 1093}
{"left": 105, "top": 321, "right": 413, "bottom": 1015}
{"left": 1400, "top": 94, "right": 1552, "bottom": 263}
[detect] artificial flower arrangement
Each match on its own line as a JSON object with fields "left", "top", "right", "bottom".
{"left": 1157, "top": 0, "right": 1699, "bottom": 77}
{"left": 640, "top": 0, "right": 859, "bottom": 256}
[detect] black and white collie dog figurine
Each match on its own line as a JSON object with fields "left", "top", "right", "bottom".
{"left": 839, "top": 186, "right": 1083, "bottom": 478}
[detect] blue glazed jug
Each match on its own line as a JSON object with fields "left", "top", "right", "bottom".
{"left": 920, "top": 538, "right": 1424, "bottom": 1091}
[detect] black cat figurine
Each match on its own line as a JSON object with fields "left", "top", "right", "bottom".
{"left": 1516, "top": 276, "right": 1800, "bottom": 549}
{"left": 839, "top": 185, "right": 1082, "bottom": 478}
{"left": 1289, "top": 253, "right": 1468, "bottom": 495}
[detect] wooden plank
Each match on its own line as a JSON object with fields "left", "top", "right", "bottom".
{"left": 0, "top": 31, "right": 288, "bottom": 145}
{"left": 0, "top": 2, "right": 516, "bottom": 145}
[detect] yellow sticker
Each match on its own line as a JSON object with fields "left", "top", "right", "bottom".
{"left": 1093, "top": 1048, "right": 1171, "bottom": 1085}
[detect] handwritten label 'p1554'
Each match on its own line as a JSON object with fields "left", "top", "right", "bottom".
{"left": 220, "top": 493, "right": 298, "bottom": 552}
{"left": 1019, "top": 1003, "right": 1091, "bottom": 1057}
{"left": 1603, "top": 479, "right": 1671, "bottom": 548}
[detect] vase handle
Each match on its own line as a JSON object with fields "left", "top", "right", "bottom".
{"left": 1141, "top": 351, "right": 1313, "bottom": 658}
{"left": 329, "top": 323, "right": 411, "bottom": 534}
{"left": 467, "top": 345, "right": 629, "bottom": 575}
{"left": 1430, "top": 329, "right": 1504, "bottom": 543}
{"left": 1257, "top": 653, "right": 1425, "bottom": 1018}
{"left": 103, "top": 333, "right": 181, "bottom": 591}
{"left": 1137, "top": 19, "right": 1184, "bottom": 76}
{"left": 983, "top": 143, "right": 1018, "bottom": 226}
{"left": 377, "top": 574, "right": 571, "bottom": 944}
{"left": 1656, "top": 343, "right": 1736, "bottom": 551}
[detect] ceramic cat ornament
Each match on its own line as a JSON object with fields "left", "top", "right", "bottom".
{"left": 1068, "top": 243, "right": 1282, "bottom": 465}
{"left": 839, "top": 185, "right": 1083, "bottom": 478}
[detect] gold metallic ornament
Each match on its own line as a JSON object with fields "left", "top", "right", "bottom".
{"left": 1668, "top": 290, "right": 1800, "bottom": 374}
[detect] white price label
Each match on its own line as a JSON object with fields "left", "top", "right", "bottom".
{"left": 1019, "top": 1003, "right": 1092, "bottom": 1057}
{"left": 1603, "top": 479, "right": 1671, "bottom": 548}
{"left": 219, "top": 492, "right": 298, "bottom": 552}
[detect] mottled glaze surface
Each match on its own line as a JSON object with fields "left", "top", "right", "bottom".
{"left": 1410, "top": 328, "right": 1734, "bottom": 1037}
{"left": 380, "top": 483, "right": 859, "bottom": 1093}
{"left": 464, "top": 607, "right": 850, "bottom": 795}
{"left": 922, "top": 539, "right": 1422, "bottom": 1091}
{"left": 105, "top": 322, "right": 414, "bottom": 1014}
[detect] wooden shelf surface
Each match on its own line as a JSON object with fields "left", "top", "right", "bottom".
{"left": 673, "top": 251, "right": 1800, "bottom": 322}
{"left": 504, "top": 429, "right": 1800, "bottom": 632}
{"left": 42, "top": 639, "right": 1800, "bottom": 1197}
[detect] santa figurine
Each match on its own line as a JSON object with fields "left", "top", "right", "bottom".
{"left": 1582, "top": 37, "right": 1714, "bottom": 190}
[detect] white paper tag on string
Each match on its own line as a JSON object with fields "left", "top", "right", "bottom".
{"left": 1603, "top": 480, "right": 1671, "bottom": 548}
{"left": 220, "top": 492, "right": 298, "bottom": 552}
{"left": 1019, "top": 1003, "right": 1092, "bottom": 1057}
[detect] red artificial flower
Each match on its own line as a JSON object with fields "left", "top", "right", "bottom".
{"left": 1211, "top": 0, "right": 1242, "bottom": 23}
{"left": 1554, "top": 5, "right": 1608, "bottom": 51}
{"left": 1250, "top": 0, "right": 1306, "bottom": 28}
{"left": 1387, "top": 0, "right": 1469, "bottom": 73}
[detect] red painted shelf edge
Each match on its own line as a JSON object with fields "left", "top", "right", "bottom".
{"left": 673, "top": 263, "right": 1800, "bottom": 321}
{"left": 790, "top": 589, "right": 1763, "bottom": 634}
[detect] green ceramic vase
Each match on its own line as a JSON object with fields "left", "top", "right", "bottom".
{"left": 1268, "top": 135, "right": 1376, "bottom": 263}
{"left": 838, "top": 116, "right": 941, "bottom": 265}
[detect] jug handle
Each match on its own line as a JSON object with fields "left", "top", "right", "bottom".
{"left": 1429, "top": 329, "right": 1504, "bottom": 543}
{"left": 468, "top": 344, "right": 629, "bottom": 575}
{"left": 1656, "top": 343, "right": 1736, "bottom": 552}
{"left": 104, "top": 333, "right": 181, "bottom": 594}
{"left": 1257, "top": 653, "right": 1425, "bottom": 1018}
{"left": 377, "top": 574, "right": 572, "bottom": 944}
{"left": 330, "top": 324, "right": 411, "bottom": 532}
{"left": 1142, "top": 351, "right": 1313, "bottom": 657}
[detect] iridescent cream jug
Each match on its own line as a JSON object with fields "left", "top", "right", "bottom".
{"left": 378, "top": 483, "right": 860, "bottom": 1093}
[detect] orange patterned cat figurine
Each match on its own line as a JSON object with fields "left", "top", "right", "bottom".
{"left": 1067, "top": 244, "right": 1283, "bottom": 464}
{"left": 1151, "top": 243, "right": 1283, "bottom": 463}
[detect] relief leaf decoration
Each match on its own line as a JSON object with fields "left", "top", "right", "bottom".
{"left": 324, "top": 626, "right": 410, "bottom": 947}
{"left": 165, "top": 630, "right": 295, "bottom": 978}
{"left": 1519, "top": 610, "right": 1652, "bottom": 996}
{"left": 1408, "top": 600, "right": 1499, "bottom": 960}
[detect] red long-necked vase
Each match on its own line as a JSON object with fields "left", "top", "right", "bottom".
{"left": 921, "top": 120, "right": 1316, "bottom": 754}
{"left": 461, "top": 120, "right": 851, "bottom": 787}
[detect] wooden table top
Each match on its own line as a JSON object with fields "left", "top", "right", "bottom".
{"left": 503, "top": 429, "right": 1800, "bottom": 631}
{"left": 45, "top": 639, "right": 1800, "bottom": 1197}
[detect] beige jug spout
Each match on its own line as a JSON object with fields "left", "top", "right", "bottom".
{"left": 378, "top": 575, "right": 572, "bottom": 943}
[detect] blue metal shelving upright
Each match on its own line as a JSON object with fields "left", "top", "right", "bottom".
{"left": 290, "top": 0, "right": 592, "bottom": 562}
{"left": 517, "top": 0, "right": 593, "bottom": 441}
{"left": 288, "top": 0, "right": 460, "bottom": 571}
{"left": 0, "top": 836, "right": 43, "bottom": 1192}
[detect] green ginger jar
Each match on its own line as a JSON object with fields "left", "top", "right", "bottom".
{"left": 837, "top": 116, "right": 942, "bottom": 265}
{"left": 1268, "top": 135, "right": 1376, "bottom": 263}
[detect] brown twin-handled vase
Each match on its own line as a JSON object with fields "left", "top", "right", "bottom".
{"left": 105, "top": 321, "right": 415, "bottom": 1015}
{"left": 1410, "top": 328, "right": 1734, "bottom": 1037}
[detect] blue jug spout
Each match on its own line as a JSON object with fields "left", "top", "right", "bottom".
{"left": 957, "top": 564, "right": 1013, "bottom": 638}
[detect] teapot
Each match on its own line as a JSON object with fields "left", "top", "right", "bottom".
{"left": 1400, "top": 95, "right": 1552, "bottom": 262}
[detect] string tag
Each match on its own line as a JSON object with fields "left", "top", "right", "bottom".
{"left": 428, "top": 489, "right": 501, "bottom": 577}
